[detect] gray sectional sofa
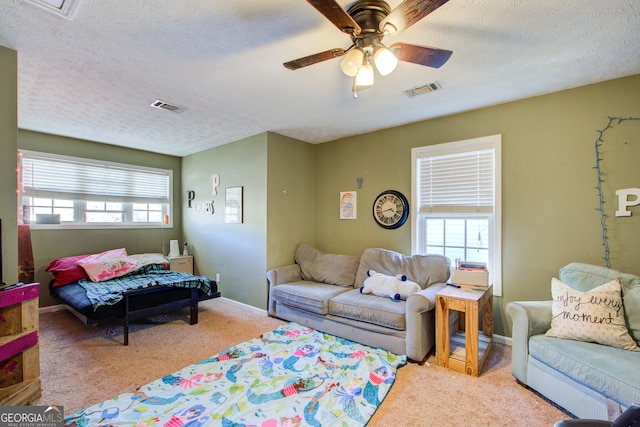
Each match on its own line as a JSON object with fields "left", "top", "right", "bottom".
{"left": 507, "top": 263, "right": 640, "bottom": 421}
{"left": 267, "top": 243, "right": 450, "bottom": 362}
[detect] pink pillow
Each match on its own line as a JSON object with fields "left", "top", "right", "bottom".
{"left": 45, "top": 254, "right": 91, "bottom": 286}
{"left": 76, "top": 248, "right": 140, "bottom": 282}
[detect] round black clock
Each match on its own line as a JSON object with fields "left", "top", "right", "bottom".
{"left": 372, "top": 190, "right": 409, "bottom": 229}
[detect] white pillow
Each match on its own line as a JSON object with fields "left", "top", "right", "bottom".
{"left": 545, "top": 277, "right": 640, "bottom": 351}
{"left": 129, "top": 253, "right": 169, "bottom": 267}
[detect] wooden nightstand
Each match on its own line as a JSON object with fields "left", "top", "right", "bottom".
{"left": 168, "top": 256, "right": 193, "bottom": 274}
{"left": 435, "top": 284, "right": 493, "bottom": 376}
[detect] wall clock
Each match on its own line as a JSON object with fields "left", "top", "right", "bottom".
{"left": 372, "top": 190, "right": 409, "bottom": 229}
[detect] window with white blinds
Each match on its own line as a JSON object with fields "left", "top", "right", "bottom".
{"left": 411, "top": 135, "right": 502, "bottom": 295}
{"left": 417, "top": 149, "right": 494, "bottom": 213}
{"left": 18, "top": 150, "right": 172, "bottom": 227}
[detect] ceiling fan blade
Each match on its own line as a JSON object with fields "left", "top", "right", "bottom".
{"left": 306, "top": 0, "right": 361, "bottom": 35}
{"left": 390, "top": 43, "right": 452, "bottom": 68}
{"left": 380, "top": 0, "right": 449, "bottom": 34}
{"left": 283, "top": 48, "right": 346, "bottom": 70}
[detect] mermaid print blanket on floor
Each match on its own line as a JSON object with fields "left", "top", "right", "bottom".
{"left": 65, "top": 322, "right": 406, "bottom": 427}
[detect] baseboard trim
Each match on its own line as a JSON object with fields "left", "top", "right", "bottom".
{"left": 219, "top": 297, "right": 268, "bottom": 316}
{"left": 494, "top": 334, "right": 512, "bottom": 346}
{"left": 39, "top": 304, "right": 66, "bottom": 314}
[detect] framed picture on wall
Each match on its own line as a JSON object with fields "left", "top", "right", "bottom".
{"left": 225, "top": 186, "right": 243, "bottom": 223}
{"left": 339, "top": 191, "right": 357, "bottom": 220}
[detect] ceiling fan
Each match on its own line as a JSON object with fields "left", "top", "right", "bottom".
{"left": 284, "top": 0, "right": 453, "bottom": 97}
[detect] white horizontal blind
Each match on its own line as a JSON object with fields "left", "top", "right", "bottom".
{"left": 20, "top": 150, "right": 170, "bottom": 203}
{"left": 418, "top": 149, "right": 494, "bottom": 214}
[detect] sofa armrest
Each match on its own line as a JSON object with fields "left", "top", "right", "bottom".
{"left": 405, "top": 283, "right": 447, "bottom": 362}
{"left": 409, "top": 283, "right": 446, "bottom": 312}
{"left": 267, "top": 264, "right": 302, "bottom": 317}
{"left": 267, "top": 264, "right": 302, "bottom": 286}
{"left": 506, "top": 300, "right": 553, "bottom": 384}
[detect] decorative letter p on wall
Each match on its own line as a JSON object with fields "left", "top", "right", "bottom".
{"left": 615, "top": 188, "right": 640, "bottom": 217}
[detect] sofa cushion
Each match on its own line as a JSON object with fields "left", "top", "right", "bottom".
{"left": 545, "top": 278, "right": 639, "bottom": 352}
{"left": 294, "top": 243, "right": 360, "bottom": 287}
{"left": 328, "top": 289, "right": 406, "bottom": 330}
{"left": 270, "top": 281, "right": 351, "bottom": 315}
{"left": 529, "top": 335, "right": 640, "bottom": 406}
{"left": 560, "top": 262, "right": 640, "bottom": 346}
{"left": 355, "top": 248, "right": 450, "bottom": 289}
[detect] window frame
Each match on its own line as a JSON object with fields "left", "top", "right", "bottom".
{"left": 18, "top": 150, "right": 173, "bottom": 230}
{"left": 411, "top": 134, "right": 502, "bottom": 295}
{"left": 420, "top": 214, "right": 492, "bottom": 262}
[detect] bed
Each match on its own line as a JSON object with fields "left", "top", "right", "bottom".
{"left": 46, "top": 250, "right": 221, "bottom": 345}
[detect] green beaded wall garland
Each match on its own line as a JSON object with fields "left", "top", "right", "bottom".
{"left": 593, "top": 116, "right": 640, "bottom": 267}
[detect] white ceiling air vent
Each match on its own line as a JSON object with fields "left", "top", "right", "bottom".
{"left": 403, "top": 81, "right": 443, "bottom": 98}
{"left": 22, "top": 0, "right": 80, "bottom": 19}
{"left": 150, "top": 100, "right": 186, "bottom": 114}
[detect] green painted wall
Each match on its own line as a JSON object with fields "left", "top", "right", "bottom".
{"left": 182, "top": 133, "right": 268, "bottom": 308}
{"left": 182, "top": 131, "right": 315, "bottom": 310}
{"left": 18, "top": 130, "right": 183, "bottom": 306}
{"left": 314, "top": 125, "right": 411, "bottom": 256}
{"left": 266, "top": 132, "right": 316, "bottom": 271}
{"left": 315, "top": 74, "right": 640, "bottom": 336}
{"left": 0, "top": 46, "right": 18, "bottom": 285}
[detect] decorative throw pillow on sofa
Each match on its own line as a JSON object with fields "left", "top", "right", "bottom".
{"left": 76, "top": 248, "right": 140, "bottom": 282}
{"left": 354, "top": 248, "right": 450, "bottom": 289}
{"left": 294, "top": 243, "right": 359, "bottom": 287}
{"left": 546, "top": 277, "right": 640, "bottom": 351}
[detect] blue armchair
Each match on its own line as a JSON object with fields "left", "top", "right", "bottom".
{"left": 507, "top": 263, "right": 640, "bottom": 421}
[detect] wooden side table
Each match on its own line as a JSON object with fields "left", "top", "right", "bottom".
{"left": 436, "top": 285, "right": 493, "bottom": 376}
{"left": 0, "top": 283, "right": 41, "bottom": 405}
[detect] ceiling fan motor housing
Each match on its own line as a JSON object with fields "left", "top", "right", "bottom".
{"left": 347, "top": 0, "right": 391, "bottom": 47}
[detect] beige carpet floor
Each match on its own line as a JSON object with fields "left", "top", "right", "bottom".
{"left": 34, "top": 298, "right": 570, "bottom": 426}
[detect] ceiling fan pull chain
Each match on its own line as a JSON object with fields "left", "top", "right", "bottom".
{"left": 352, "top": 78, "right": 358, "bottom": 99}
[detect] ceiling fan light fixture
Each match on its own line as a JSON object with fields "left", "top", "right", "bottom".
{"left": 355, "top": 52, "right": 374, "bottom": 87}
{"left": 373, "top": 45, "right": 398, "bottom": 76}
{"left": 340, "top": 48, "right": 364, "bottom": 77}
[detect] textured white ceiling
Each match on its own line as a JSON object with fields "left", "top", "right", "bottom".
{"left": 1, "top": 0, "right": 639, "bottom": 157}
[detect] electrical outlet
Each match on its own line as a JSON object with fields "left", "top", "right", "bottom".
{"left": 215, "top": 273, "right": 221, "bottom": 282}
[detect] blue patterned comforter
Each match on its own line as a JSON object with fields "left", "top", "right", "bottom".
{"left": 78, "top": 264, "right": 214, "bottom": 310}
